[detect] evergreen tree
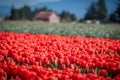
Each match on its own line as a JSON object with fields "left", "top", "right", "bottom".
{"left": 19, "top": 5, "right": 31, "bottom": 20}
{"left": 32, "top": 8, "right": 40, "bottom": 20}
{"left": 10, "top": 5, "right": 32, "bottom": 20}
{"left": 40, "top": 6, "right": 47, "bottom": 11}
{"left": 10, "top": 6, "right": 20, "bottom": 20}
{"left": 60, "top": 11, "right": 70, "bottom": 22}
{"left": 84, "top": 2, "right": 98, "bottom": 20}
{"left": 109, "top": 13, "right": 117, "bottom": 23}
{"left": 115, "top": 0, "right": 120, "bottom": 22}
{"left": 71, "top": 13, "right": 77, "bottom": 21}
{"left": 10, "top": 6, "right": 15, "bottom": 20}
{"left": 60, "top": 11, "right": 77, "bottom": 22}
{"left": 97, "top": 0, "right": 107, "bottom": 20}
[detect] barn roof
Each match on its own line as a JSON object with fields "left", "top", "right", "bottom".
{"left": 35, "top": 12, "right": 53, "bottom": 19}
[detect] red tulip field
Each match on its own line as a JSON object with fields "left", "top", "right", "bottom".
{"left": 0, "top": 32, "right": 120, "bottom": 80}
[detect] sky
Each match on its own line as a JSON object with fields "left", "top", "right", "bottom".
{"left": 0, "top": 0, "right": 118, "bottom": 19}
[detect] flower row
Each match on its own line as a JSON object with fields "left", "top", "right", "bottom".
{"left": 0, "top": 32, "right": 120, "bottom": 80}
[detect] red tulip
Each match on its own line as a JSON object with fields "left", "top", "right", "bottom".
{"left": 100, "top": 70, "right": 107, "bottom": 77}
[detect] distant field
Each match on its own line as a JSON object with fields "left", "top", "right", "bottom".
{"left": 0, "top": 21, "right": 120, "bottom": 39}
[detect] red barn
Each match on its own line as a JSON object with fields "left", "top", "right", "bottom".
{"left": 35, "top": 12, "right": 60, "bottom": 23}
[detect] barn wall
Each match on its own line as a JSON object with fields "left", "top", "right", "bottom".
{"left": 49, "top": 13, "right": 60, "bottom": 23}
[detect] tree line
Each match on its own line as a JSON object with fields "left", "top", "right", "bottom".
{"left": 9, "top": 5, "right": 77, "bottom": 22}
{"left": 84, "top": 0, "right": 120, "bottom": 23}
{"left": 9, "top": 0, "right": 120, "bottom": 23}
{"left": 10, "top": 6, "right": 51, "bottom": 20}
